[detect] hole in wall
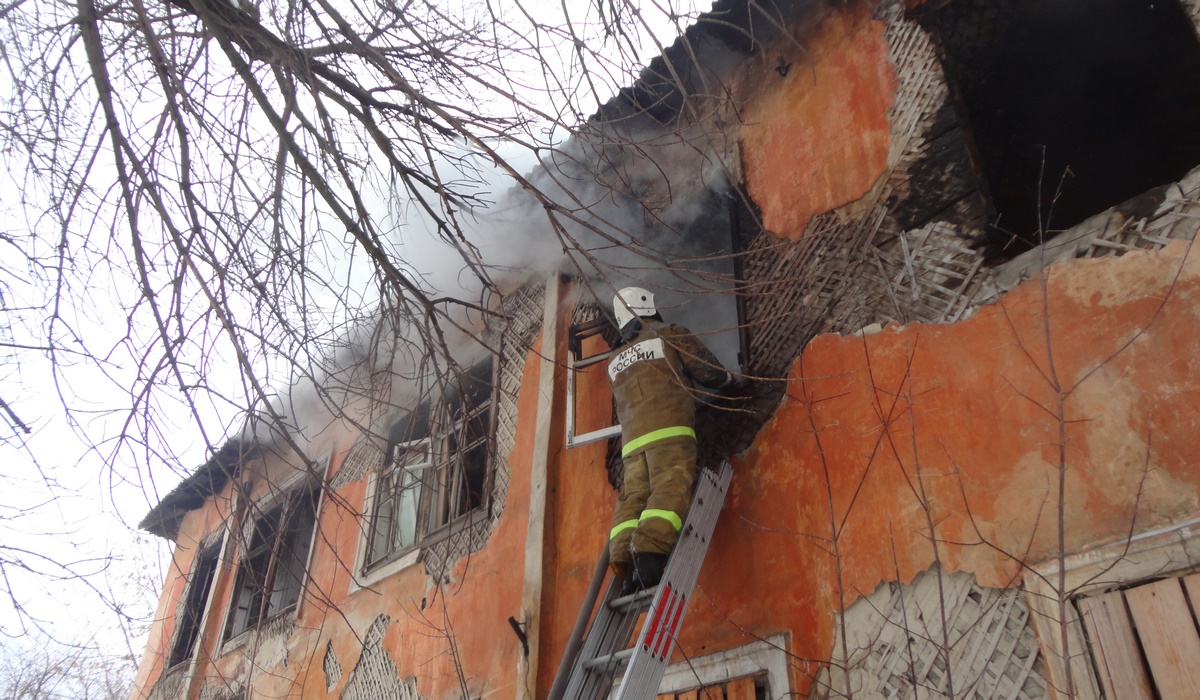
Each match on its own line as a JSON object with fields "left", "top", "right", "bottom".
{"left": 921, "top": 0, "right": 1200, "bottom": 259}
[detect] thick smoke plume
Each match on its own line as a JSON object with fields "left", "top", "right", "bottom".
{"left": 246, "top": 113, "right": 746, "bottom": 463}
{"left": 242, "top": 16, "right": 771, "bottom": 462}
{"left": 475, "top": 118, "right": 745, "bottom": 366}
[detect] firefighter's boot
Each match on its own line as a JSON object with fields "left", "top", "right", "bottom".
{"left": 633, "top": 553, "right": 668, "bottom": 589}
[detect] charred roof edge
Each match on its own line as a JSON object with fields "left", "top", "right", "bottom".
{"left": 139, "top": 441, "right": 259, "bottom": 540}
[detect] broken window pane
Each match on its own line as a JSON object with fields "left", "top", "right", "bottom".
{"left": 364, "top": 355, "right": 496, "bottom": 572}
{"left": 224, "top": 486, "right": 319, "bottom": 639}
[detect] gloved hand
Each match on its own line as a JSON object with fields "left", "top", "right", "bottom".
{"left": 722, "top": 374, "right": 751, "bottom": 392}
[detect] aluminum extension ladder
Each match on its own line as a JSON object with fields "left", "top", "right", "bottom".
{"left": 549, "top": 461, "right": 733, "bottom": 700}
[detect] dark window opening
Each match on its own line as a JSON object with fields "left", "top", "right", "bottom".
{"left": 920, "top": 0, "right": 1200, "bottom": 258}
{"left": 224, "top": 486, "right": 319, "bottom": 640}
{"left": 168, "top": 544, "right": 220, "bottom": 666}
{"left": 365, "top": 356, "right": 497, "bottom": 571}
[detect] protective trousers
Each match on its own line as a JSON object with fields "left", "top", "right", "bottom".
{"left": 608, "top": 438, "right": 696, "bottom": 575}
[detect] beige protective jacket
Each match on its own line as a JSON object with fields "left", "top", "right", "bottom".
{"left": 607, "top": 319, "right": 732, "bottom": 456}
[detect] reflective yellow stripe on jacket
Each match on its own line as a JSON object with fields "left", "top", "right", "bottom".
{"left": 620, "top": 426, "right": 696, "bottom": 458}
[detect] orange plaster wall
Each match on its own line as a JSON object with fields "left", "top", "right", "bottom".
{"left": 133, "top": 242, "right": 1200, "bottom": 700}
{"left": 537, "top": 334, "right": 619, "bottom": 698}
{"left": 130, "top": 551, "right": 188, "bottom": 694}
{"left": 674, "top": 242, "right": 1200, "bottom": 695}
{"left": 739, "top": 1, "right": 896, "bottom": 239}
{"left": 131, "top": 330, "right": 548, "bottom": 700}
{"left": 284, "top": 334, "right": 547, "bottom": 700}
{"left": 131, "top": 486, "right": 239, "bottom": 697}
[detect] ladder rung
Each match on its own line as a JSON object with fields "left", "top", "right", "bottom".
{"left": 608, "top": 586, "right": 658, "bottom": 611}
{"left": 582, "top": 647, "right": 635, "bottom": 671}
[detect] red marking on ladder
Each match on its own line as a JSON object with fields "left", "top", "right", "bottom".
{"left": 667, "top": 597, "right": 686, "bottom": 657}
{"left": 655, "top": 592, "right": 687, "bottom": 661}
{"left": 654, "top": 591, "right": 685, "bottom": 660}
{"left": 642, "top": 584, "right": 672, "bottom": 651}
{"left": 648, "top": 591, "right": 678, "bottom": 654}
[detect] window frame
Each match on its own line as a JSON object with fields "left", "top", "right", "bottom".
{"left": 565, "top": 316, "right": 621, "bottom": 449}
{"left": 167, "top": 541, "right": 221, "bottom": 668}
{"left": 657, "top": 633, "right": 790, "bottom": 700}
{"left": 362, "top": 354, "right": 500, "bottom": 574}
{"left": 222, "top": 479, "right": 322, "bottom": 642}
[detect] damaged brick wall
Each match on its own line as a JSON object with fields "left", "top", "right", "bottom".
{"left": 734, "top": 0, "right": 1200, "bottom": 442}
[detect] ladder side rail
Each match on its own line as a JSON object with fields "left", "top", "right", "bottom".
{"left": 558, "top": 462, "right": 732, "bottom": 700}
{"left": 613, "top": 463, "right": 732, "bottom": 700}
{"left": 618, "top": 465, "right": 729, "bottom": 700}
{"left": 624, "top": 478, "right": 724, "bottom": 698}
{"left": 562, "top": 581, "right": 620, "bottom": 700}
{"left": 577, "top": 588, "right": 625, "bottom": 700}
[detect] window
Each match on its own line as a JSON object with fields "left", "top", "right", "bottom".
{"left": 656, "top": 635, "right": 789, "bottom": 700}
{"left": 168, "top": 543, "right": 219, "bottom": 666}
{"left": 365, "top": 357, "right": 496, "bottom": 570}
{"left": 566, "top": 315, "right": 622, "bottom": 449}
{"left": 223, "top": 485, "right": 319, "bottom": 640}
{"left": 657, "top": 675, "right": 765, "bottom": 700}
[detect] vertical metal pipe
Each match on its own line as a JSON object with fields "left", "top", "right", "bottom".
{"left": 547, "top": 546, "right": 610, "bottom": 700}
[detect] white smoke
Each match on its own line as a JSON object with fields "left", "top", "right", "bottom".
{"left": 243, "top": 33, "right": 759, "bottom": 458}
{"left": 465, "top": 118, "right": 746, "bottom": 368}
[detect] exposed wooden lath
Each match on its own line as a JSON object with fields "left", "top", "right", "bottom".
{"left": 977, "top": 169, "right": 1200, "bottom": 303}
{"left": 811, "top": 567, "right": 1048, "bottom": 700}
{"left": 736, "top": 9, "right": 983, "bottom": 381}
{"left": 730, "top": 6, "right": 1200, "bottom": 454}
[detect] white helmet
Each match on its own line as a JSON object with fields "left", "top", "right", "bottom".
{"left": 613, "top": 287, "right": 656, "bottom": 329}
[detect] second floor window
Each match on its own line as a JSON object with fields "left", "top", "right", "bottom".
{"left": 224, "top": 485, "right": 319, "bottom": 640}
{"left": 365, "top": 357, "right": 496, "bottom": 570}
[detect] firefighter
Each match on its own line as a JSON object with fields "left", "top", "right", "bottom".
{"left": 607, "top": 286, "right": 737, "bottom": 593}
